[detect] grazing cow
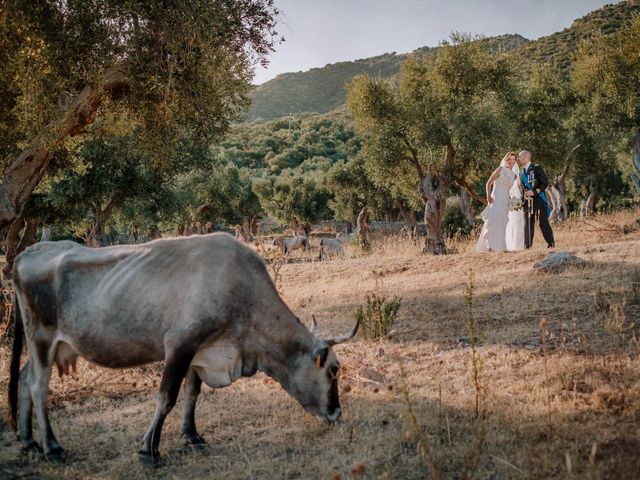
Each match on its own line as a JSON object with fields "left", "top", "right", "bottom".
{"left": 336, "top": 232, "right": 356, "bottom": 244}
{"left": 272, "top": 235, "right": 310, "bottom": 255}
{"left": 319, "top": 238, "right": 345, "bottom": 260}
{"left": 234, "top": 224, "right": 250, "bottom": 243}
{"left": 7, "top": 234, "right": 358, "bottom": 464}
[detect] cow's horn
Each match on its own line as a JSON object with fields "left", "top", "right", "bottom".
{"left": 326, "top": 318, "right": 360, "bottom": 346}
{"left": 310, "top": 314, "right": 318, "bottom": 335}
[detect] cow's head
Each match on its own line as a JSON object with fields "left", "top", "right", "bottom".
{"left": 285, "top": 316, "right": 358, "bottom": 423}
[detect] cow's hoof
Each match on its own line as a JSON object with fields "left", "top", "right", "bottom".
{"left": 44, "top": 446, "right": 66, "bottom": 463}
{"left": 183, "top": 432, "right": 207, "bottom": 449}
{"left": 138, "top": 450, "right": 162, "bottom": 467}
{"left": 21, "top": 441, "right": 42, "bottom": 454}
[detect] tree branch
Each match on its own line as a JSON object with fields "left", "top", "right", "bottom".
{"left": 443, "top": 142, "right": 455, "bottom": 177}
{"left": 0, "top": 67, "right": 129, "bottom": 237}
{"left": 557, "top": 144, "right": 581, "bottom": 184}
{"left": 454, "top": 175, "right": 487, "bottom": 205}
{"left": 398, "top": 132, "right": 425, "bottom": 178}
{"left": 102, "top": 196, "right": 119, "bottom": 219}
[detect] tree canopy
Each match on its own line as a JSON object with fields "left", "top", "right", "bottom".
{"left": 0, "top": 0, "right": 280, "bottom": 252}
{"left": 347, "top": 34, "right": 516, "bottom": 253}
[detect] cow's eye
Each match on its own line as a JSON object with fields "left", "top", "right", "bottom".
{"left": 329, "top": 365, "right": 339, "bottom": 379}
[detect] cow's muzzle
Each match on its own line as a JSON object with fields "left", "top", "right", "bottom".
{"left": 325, "top": 407, "right": 341, "bottom": 423}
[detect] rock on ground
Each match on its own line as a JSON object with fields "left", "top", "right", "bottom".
{"left": 533, "top": 251, "right": 588, "bottom": 273}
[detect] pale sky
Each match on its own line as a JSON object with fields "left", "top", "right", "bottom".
{"left": 253, "top": 0, "right": 620, "bottom": 84}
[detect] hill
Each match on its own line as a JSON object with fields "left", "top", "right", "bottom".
{"left": 247, "top": 34, "right": 528, "bottom": 121}
{"left": 515, "top": 0, "right": 640, "bottom": 78}
{"left": 248, "top": 0, "right": 640, "bottom": 121}
{"left": 247, "top": 52, "right": 404, "bottom": 122}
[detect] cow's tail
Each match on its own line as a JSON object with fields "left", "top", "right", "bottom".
{"left": 7, "top": 293, "right": 24, "bottom": 431}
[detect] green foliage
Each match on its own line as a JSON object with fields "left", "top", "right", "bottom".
{"left": 573, "top": 15, "right": 640, "bottom": 131}
{"left": 253, "top": 174, "right": 331, "bottom": 232}
{"left": 41, "top": 133, "right": 161, "bottom": 240}
{"left": 568, "top": 16, "right": 640, "bottom": 199}
{"left": 248, "top": 53, "right": 405, "bottom": 121}
{"left": 248, "top": 2, "right": 640, "bottom": 122}
{"left": 347, "top": 34, "right": 517, "bottom": 207}
{"left": 159, "top": 145, "right": 261, "bottom": 231}
{"left": 0, "top": 0, "right": 280, "bottom": 169}
{"left": 355, "top": 294, "right": 402, "bottom": 339}
{"left": 513, "top": 1, "right": 640, "bottom": 80}
{"left": 248, "top": 35, "right": 527, "bottom": 122}
{"left": 513, "top": 67, "right": 573, "bottom": 171}
{"left": 6, "top": 1, "right": 640, "bottom": 239}
{"left": 215, "top": 110, "right": 361, "bottom": 175}
{"left": 443, "top": 201, "right": 473, "bottom": 239}
{"left": 326, "top": 155, "right": 396, "bottom": 223}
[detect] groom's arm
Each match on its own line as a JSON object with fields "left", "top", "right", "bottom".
{"left": 533, "top": 164, "right": 549, "bottom": 196}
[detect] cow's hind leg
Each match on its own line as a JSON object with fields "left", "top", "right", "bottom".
{"left": 139, "top": 348, "right": 194, "bottom": 465}
{"left": 18, "top": 360, "right": 40, "bottom": 452}
{"left": 181, "top": 368, "right": 206, "bottom": 447}
{"left": 30, "top": 354, "right": 64, "bottom": 461}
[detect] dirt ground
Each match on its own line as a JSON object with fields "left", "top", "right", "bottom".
{"left": 1, "top": 209, "right": 639, "bottom": 479}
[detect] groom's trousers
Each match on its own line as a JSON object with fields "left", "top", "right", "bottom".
{"left": 524, "top": 197, "right": 555, "bottom": 248}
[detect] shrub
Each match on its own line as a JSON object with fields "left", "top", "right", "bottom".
{"left": 443, "top": 201, "right": 473, "bottom": 239}
{"left": 355, "top": 293, "right": 402, "bottom": 339}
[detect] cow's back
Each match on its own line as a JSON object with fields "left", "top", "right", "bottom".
{"left": 14, "top": 234, "right": 272, "bottom": 367}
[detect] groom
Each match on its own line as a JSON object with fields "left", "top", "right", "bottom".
{"left": 518, "top": 150, "right": 555, "bottom": 249}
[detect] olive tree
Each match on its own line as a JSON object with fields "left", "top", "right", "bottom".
{"left": 253, "top": 174, "right": 331, "bottom": 236}
{"left": 0, "top": 0, "right": 279, "bottom": 265}
{"left": 347, "top": 34, "right": 515, "bottom": 254}
{"left": 573, "top": 16, "right": 640, "bottom": 194}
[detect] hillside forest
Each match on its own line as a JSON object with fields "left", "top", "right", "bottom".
{"left": 1, "top": 0, "right": 639, "bottom": 257}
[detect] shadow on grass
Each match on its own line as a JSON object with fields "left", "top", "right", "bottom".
{"left": 317, "top": 260, "right": 640, "bottom": 355}
{"left": 1, "top": 372, "right": 639, "bottom": 480}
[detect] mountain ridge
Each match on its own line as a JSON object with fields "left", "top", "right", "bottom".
{"left": 248, "top": 1, "right": 640, "bottom": 122}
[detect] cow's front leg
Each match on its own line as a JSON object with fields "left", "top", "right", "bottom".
{"left": 18, "top": 360, "right": 40, "bottom": 453}
{"left": 30, "top": 357, "right": 64, "bottom": 461}
{"left": 181, "top": 368, "right": 206, "bottom": 447}
{"left": 139, "top": 348, "right": 194, "bottom": 466}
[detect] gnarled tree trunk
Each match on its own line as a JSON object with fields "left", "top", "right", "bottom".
{"left": 396, "top": 199, "right": 418, "bottom": 232}
{"left": 419, "top": 143, "right": 455, "bottom": 255}
{"left": 549, "top": 144, "right": 581, "bottom": 224}
{"left": 0, "top": 68, "right": 127, "bottom": 261}
{"left": 88, "top": 198, "right": 117, "bottom": 247}
{"left": 631, "top": 130, "right": 640, "bottom": 194}
{"left": 356, "top": 206, "right": 370, "bottom": 249}
{"left": 580, "top": 189, "right": 599, "bottom": 216}
{"left": 244, "top": 214, "right": 259, "bottom": 237}
{"left": 2, "top": 217, "right": 39, "bottom": 278}
{"left": 459, "top": 188, "right": 475, "bottom": 226}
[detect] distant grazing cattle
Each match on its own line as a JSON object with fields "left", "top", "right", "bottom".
{"left": 336, "top": 232, "right": 356, "bottom": 244}
{"left": 272, "top": 235, "right": 310, "bottom": 255}
{"left": 40, "top": 226, "right": 52, "bottom": 242}
{"left": 319, "top": 238, "right": 345, "bottom": 260}
{"left": 8, "top": 234, "right": 358, "bottom": 464}
{"left": 234, "top": 225, "right": 250, "bottom": 243}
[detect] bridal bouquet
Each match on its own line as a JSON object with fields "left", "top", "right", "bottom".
{"left": 508, "top": 197, "right": 523, "bottom": 211}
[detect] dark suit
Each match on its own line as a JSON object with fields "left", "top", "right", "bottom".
{"left": 522, "top": 163, "right": 555, "bottom": 248}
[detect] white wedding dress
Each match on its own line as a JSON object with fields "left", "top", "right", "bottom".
{"left": 476, "top": 166, "right": 520, "bottom": 253}
{"left": 505, "top": 168, "right": 525, "bottom": 252}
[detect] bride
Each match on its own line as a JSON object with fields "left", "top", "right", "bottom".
{"left": 476, "top": 152, "right": 525, "bottom": 253}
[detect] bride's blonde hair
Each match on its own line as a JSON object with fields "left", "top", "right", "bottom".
{"left": 501, "top": 151, "right": 517, "bottom": 166}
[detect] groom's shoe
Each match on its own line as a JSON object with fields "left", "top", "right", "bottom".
{"left": 547, "top": 244, "right": 555, "bottom": 249}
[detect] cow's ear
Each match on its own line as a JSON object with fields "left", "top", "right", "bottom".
{"left": 315, "top": 346, "right": 329, "bottom": 368}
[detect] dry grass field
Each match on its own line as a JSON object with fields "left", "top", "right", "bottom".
{"left": 1, "top": 209, "right": 640, "bottom": 479}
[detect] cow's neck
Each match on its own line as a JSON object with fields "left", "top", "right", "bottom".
{"left": 250, "top": 314, "right": 314, "bottom": 390}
